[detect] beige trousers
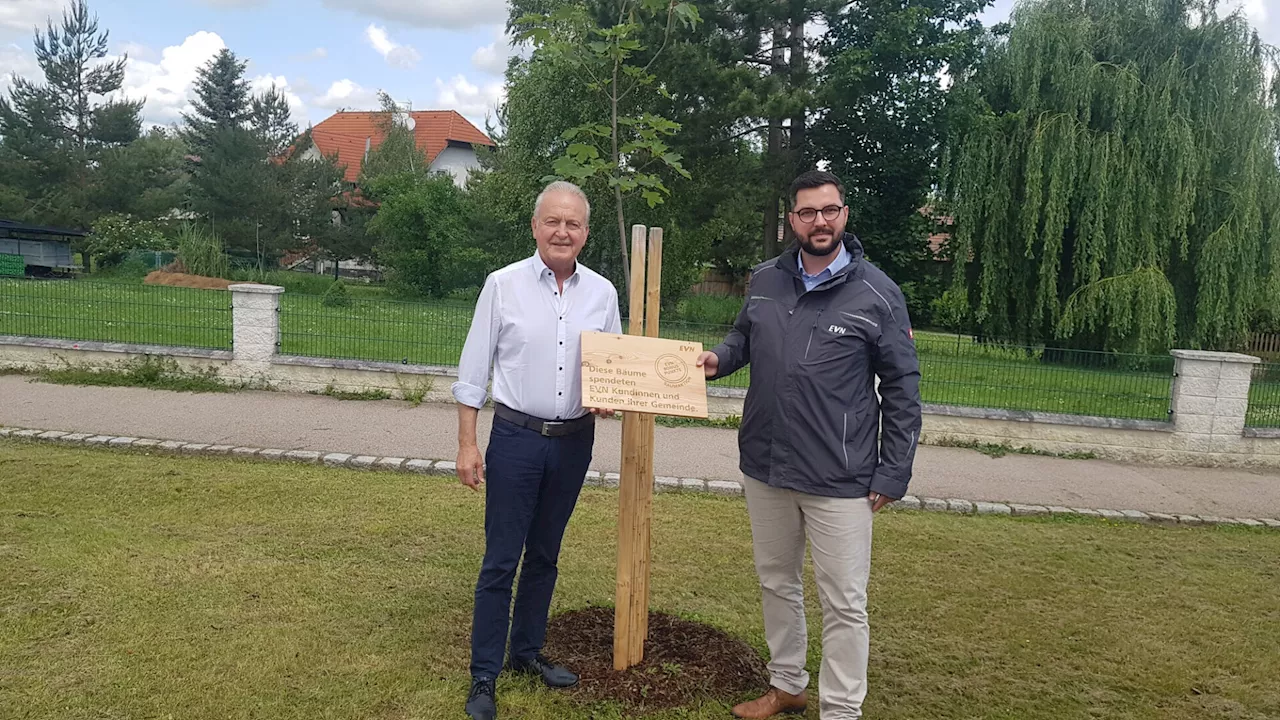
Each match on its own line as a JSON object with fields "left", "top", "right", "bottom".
{"left": 742, "top": 475, "right": 874, "bottom": 720}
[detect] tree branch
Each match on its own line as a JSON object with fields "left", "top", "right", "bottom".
{"left": 618, "top": 1, "right": 678, "bottom": 104}
{"left": 726, "top": 124, "right": 770, "bottom": 141}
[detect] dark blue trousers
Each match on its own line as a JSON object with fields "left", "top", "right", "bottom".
{"left": 469, "top": 416, "right": 594, "bottom": 679}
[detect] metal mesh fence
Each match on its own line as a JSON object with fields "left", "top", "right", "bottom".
{"left": 1247, "top": 363, "right": 1280, "bottom": 428}
{"left": 0, "top": 277, "right": 231, "bottom": 350}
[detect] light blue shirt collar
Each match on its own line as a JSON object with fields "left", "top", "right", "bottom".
{"left": 798, "top": 242, "right": 850, "bottom": 292}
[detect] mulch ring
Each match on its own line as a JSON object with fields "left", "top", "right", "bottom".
{"left": 543, "top": 606, "right": 768, "bottom": 712}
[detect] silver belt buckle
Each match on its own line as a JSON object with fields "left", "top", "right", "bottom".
{"left": 540, "top": 421, "right": 564, "bottom": 437}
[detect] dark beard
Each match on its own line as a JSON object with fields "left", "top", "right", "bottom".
{"left": 799, "top": 233, "right": 840, "bottom": 257}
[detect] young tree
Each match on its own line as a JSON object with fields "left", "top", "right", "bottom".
{"left": 357, "top": 91, "right": 428, "bottom": 186}
{"left": 0, "top": 0, "right": 142, "bottom": 227}
{"left": 515, "top": 0, "right": 701, "bottom": 291}
{"left": 942, "top": 0, "right": 1280, "bottom": 353}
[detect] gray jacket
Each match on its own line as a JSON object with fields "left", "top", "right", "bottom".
{"left": 710, "top": 233, "right": 922, "bottom": 499}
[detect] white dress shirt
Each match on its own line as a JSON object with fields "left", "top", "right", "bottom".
{"left": 452, "top": 252, "right": 622, "bottom": 421}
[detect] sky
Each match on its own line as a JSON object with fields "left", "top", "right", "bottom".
{"left": 0, "top": 0, "right": 1276, "bottom": 134}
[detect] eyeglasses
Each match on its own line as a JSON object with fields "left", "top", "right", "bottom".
{"left": 792, "top": 205, "right": 846, "bottom": 223}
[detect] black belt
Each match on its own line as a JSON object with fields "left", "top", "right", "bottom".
{"left": 494, "top": 403, "right": 594, "bottom": 437}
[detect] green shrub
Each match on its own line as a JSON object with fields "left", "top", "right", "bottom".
{"left": 321, "top": 280, "right": 351, "bottom": 307}
{"left": 676, "top": 293, "right": 744, "bottom": 325}
{"left": 87, "top": 214, "right": 166, "bottom": 269}
{"left": 176, "top": 224, "right": 230, "bottom": 278}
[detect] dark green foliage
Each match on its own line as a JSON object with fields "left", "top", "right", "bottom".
{"left": 250, "top": 87, "right": 298, "bottom": 156}
{"left": 813, "top": 0, "right": 988, "bottom": 324}
{"left": 942, "top": 0, "right": 1280, "bottom": 353}
{"left": 182, "top": 49, "right": 252, "bottom": 154}
{"left": 366, "top": 172, "right": 470, "bottom": 298}
{"left": 0, "top": 0, "right": 143, "bottom": 229}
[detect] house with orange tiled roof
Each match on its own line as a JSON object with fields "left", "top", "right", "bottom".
{"left": 292, "top": 109, "right": 495, "bottom": 187}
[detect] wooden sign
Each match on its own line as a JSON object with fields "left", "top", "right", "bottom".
{"left": 580, "top": 332, "right": 708, "bottom": 419}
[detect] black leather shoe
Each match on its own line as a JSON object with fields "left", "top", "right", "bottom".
{"left": 465, "top": 676, "right": 496, "bottom": 720}
{"left": 507, "top": 654, "right": 579, "bottom": 688}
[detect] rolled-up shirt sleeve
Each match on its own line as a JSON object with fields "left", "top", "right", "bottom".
{"left": 451, "top": 274, "right": 501, "bottom": 409}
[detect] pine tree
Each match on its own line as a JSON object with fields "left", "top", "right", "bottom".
{"left": 182, "top": 49, "right": 251, "bottom": 153}
{"left": 941, "top": 0, "right": 1280, "bottom": 353}
{"left": 251, "top": 86, "right": 297, "bottom": 156}
{"left": 0, "top": 0, "right": 142, "bottom": 227}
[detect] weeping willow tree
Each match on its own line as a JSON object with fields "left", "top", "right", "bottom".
{"left": 940, "top": 0, "right": 1280, "bottom": 353}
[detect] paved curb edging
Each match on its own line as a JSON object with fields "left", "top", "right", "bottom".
{"left": 4, "top": 425, "right": 1279, "bottom": 530}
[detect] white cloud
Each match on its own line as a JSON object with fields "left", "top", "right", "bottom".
{"left": 435, "top": 74, "right": 503, "bottom": 126}
{"left": 471, "top": 25, "right": 528, "bottom": 76}
{"left": 364, "top": 23, "right": 420, "bottom": 69}
{"left": 0, "top": 0, "right": 66, "bottom": 41}
{"left": 313, "top": 78, "right": 379, "bottom": 111}
{"left": 0, "top": 41, "right": 42, "bottom": 97}
{"left": 1238, "top": 0, "right": 1268, "bottom": 22}
{"left": 111, "top": 31, "right": 227, "bottom": 127}
{"left": 322, "top": 0, "right": 507, "bottom": 30}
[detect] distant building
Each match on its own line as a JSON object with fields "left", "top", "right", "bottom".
{"left": 292, "top": 109, "right": 495, "bottom": 187}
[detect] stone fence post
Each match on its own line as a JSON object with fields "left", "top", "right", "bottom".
{"left": 1170, "top": 349, "right": 1261, "bottom": 452}
{"left": 228, "top": 284, "right": 284, "bottom": 373}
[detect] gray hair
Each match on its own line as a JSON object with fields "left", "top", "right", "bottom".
{"left": 534, "top": 181, "right": 591, "bottom": 224}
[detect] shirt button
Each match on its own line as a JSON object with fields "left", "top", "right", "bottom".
{"left": 558, "top": 392, "right": 562, "bottom": 395}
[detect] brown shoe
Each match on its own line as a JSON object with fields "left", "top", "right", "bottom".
{"left": 731, "top": 686, "right": 808, "bottom": 719}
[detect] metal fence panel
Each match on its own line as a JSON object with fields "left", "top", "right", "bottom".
{"left": 0, "top": 278, "right": 231, "bottom": 350}
{"left": 1247, "top": 363, "right": 1280, "bottom": 428}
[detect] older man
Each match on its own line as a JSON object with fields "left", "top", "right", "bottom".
{"left": 699, "top": 170, "right": 922, "bottom": 719}
{"left": 452, "top": 181, "right": 621, "bottom": 720}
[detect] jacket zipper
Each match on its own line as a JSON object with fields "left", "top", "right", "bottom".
{"left": 842, "top": 412, "right": 849, "bottom": 470}
{"left": 803, "top": 309, "right": 822, "bottom": 359}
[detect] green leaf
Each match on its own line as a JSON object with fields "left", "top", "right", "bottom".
{"left": 641, "top": 190, "right": 663, "bottom": 207}
{"left": 567, "top": 143, "right": 601, "bottom": 161}
{"left": 674, "top": 3, "right": 701, "bottom": 29}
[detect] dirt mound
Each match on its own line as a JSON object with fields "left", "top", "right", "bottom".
{"left": 543, "top": 606, "right": 768, "bottom": 713}
{"left": 143, "top": 270, "right": 234, "bottom": 290}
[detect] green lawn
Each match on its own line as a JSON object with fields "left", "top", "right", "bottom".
{"left": 2, "top": 440, "right": 1278, "bottom": 719}
{"left": 1, "top": 278, "right": 1179, "bottom": 418}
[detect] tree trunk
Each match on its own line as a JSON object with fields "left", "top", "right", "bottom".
{"left": 763, "top": 18, "right": 788, "bottom": 260}
{"left": 612, "top": 59, "right": 632, "bottom": 296}
{"left": 785, "top": 7, "right": 807, "bottom": 249}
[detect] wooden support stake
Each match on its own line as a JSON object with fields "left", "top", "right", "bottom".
{"left": 633, "top": 227, "right": 662, "bottom": 661}
{"left": 614, "top": 225, "right": 649, "bottom": 670}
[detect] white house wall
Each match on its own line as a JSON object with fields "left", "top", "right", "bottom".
{"left": 429, "top": 146, "right": 481, "bottom": 186}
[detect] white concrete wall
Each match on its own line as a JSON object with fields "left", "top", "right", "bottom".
{"left": 3, "top": 284, "right": 1278, "bottom": 468}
